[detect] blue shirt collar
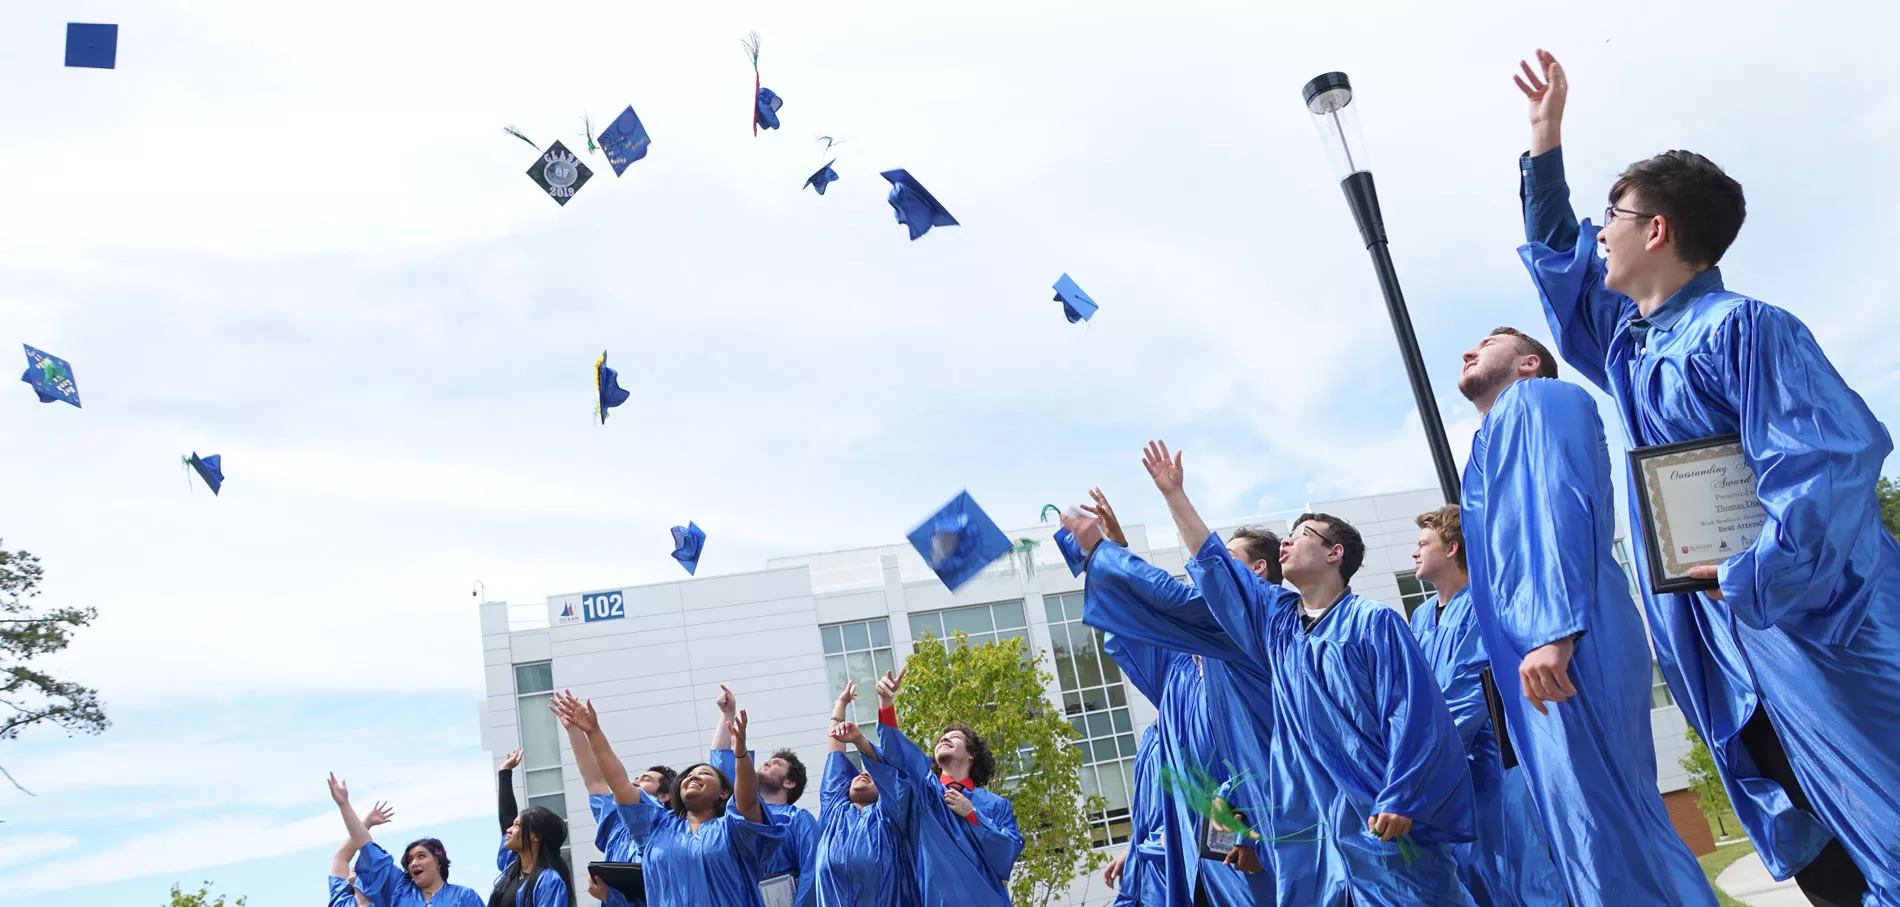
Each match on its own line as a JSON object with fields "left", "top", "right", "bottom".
{"left": 1630, "top": 266, "right": 1724, "bottom": 335}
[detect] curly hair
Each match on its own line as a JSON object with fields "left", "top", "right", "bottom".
{"left": 401, "top": 838, "right": 451, "bottom": 881}
{"left": 932, "top": 723, "right": 997, "bottom": 788}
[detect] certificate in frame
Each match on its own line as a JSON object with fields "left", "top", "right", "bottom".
{"left": 1196, "top": 810, "right": 1246, "bottom": 861}
{"left": 1627, "top": 434, "right": 1764, "bottom": 595}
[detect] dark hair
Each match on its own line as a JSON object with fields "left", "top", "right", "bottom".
{"left": 1415, "top": 505, "right": 1466, "bottom": 572}
{"left": 768, "top": 749, "right": 810, "bottom": 805}
{"left": 1609, "top": 150, "right": 1746, "bottom": 269}
{"left": 1294, "top": 512, "right": 1366, "bottom": 582}
{"left": 668, "top": 762, "right": 732, "bottom": 818}
{"left": 933, "top": 723, "right": 997, "bottom": 788}
{"left": 1229, "top": 526, "right": 1283, "bottom": 584}
{"left": 1488, "top": 327, "right": 1559, "bottom": 380}
{"left": 401, "top": 838, "right": 451, "bottom": 882}
{"left": 490, "top": 806, "right": 574, "bottom": 907}
{"left": 644, "top": 765, "right": 678, "bottom": 802}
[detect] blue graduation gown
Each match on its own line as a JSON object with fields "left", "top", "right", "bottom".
{"left": 1086, "top": 547, "right": 1292, "bottom": 901}
{"left": 494, "top": 845, "right": 572, "bottom": 907}
{"left": 1110, "top": 725, "right": 1168, "bottom": 907}
{"left": 591, "top": 793, "right": 641, "bottom": 907}
{"left": 1521, "top": 146, "right": 1900, "bottom": 896}
{"left": 1409, "top": 589, "right": 1565, "bottom": 906}
{"left": 712, "top": 749, "right": 821, "bottom": 907}
{"left": 871, "top": 718, "right": 1023, "bottom": 907}
{"left": 814, "top": 750, "right": 913, "bottom": 907}
{"left": 327, "top": 876, "right": 355, "bottom": 907}
{"left": 615, "top": 793, "right": 788, "bottom": 907}
{"left": 1463, "top": 377, "right": 1718, "bottom": 904}
{"left": 352, "top": 842, "right": 488, "bottom": 907}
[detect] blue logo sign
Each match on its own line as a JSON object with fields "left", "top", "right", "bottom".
{"left": 582, "top": 590, "right": 625, "bottom": 623}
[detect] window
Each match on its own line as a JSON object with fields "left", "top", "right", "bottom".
{"left": 1394, "top": 571, "right": 1432, "bottom": 618}
{"left": 1650, "top": 660, "right": 1675, "bottom": 709}
{"left": 514, "top": 662, "right": 567, "bottom": 820}
{"left": 1613, "top": 539, "right": 1642, "bottom": 599}
{"left": 1046, "top": 592, "right": 1137, "bottom": 848}
{"left": 908, "top": 600, "right": 1028, "bottom": 651}
{"left": 823, "top": 619, "right": 896, "bottom": 726}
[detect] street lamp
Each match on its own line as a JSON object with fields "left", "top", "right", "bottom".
{"left": 1303, "top": 71, "right": 1461, "bottom": 503}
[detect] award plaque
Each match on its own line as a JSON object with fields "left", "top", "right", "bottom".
{"left": 759, "top": 872, "right": 796, "bottom": 907}
{"left": 1479, "top": 667, "right": 1518, "bottom": 771}
{"left": 586, "top": 862, "right": 645, "bottom": 901}
{"left": 1196, "top": 810, "right": 1246, "bottom": 861}
{"left": 1628, "top": 434, "right": 1765, "bottom": 595}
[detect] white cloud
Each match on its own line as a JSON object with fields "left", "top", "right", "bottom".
{"left": 0, "top": 833, "right": 79, "bottom": 869}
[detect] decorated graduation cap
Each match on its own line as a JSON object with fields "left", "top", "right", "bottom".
{"left": 184, "top": 452, "right": 224, "bottom": 495}
{"left": 597, "top": 106, "right": 651, "bottom": 177}
{"left": 881, "top": 170, "right": 958, "bottom": 241}
{"left": 1052, "top": 274, "right": 1098, "bottom": 323}
{"left": 804, "top": 160, "right": 839, "bottom": 195}
{"left": 20, "top": 344, "right": 80, "bottom": 408}
{"left": 907, "top": 490, "right": 1013, "bottom": 591}
{"left": 594, "top": 351, "right": 630, "bottom": 424}
{"left": 527, "top": 140, "right": 591, "bottom": 206}
{"left": 755, "top": 88, "right": 784, "bottom": 131}
{"left": 671, "top": 522, "right": 706, "bottom": 575}
{"left": 65, "top": 23, "right": 118, "bottom": 69}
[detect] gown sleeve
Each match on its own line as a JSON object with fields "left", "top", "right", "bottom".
{"left": 1367, "top": 608, "right": 1478, "bottom": 845}
{"left": 1716, "top": 302, "right": 1897, "bottom": 640}
{"left": 1102, "top": 632, "right": 1171, "bottom": 706}
{"left": 820, "top": 751, "right": 854, "bottom": 826}
{"left": 590, "top": 793, "right": 627, "bottom": 856}
{"left": 614, "top": 791, "right": 667, "bottom": 851}
{"left": 1054, "top": 528, "right": 1089, "bottom": 576}
{"left": 326, "top": 876, "right": 354, "bottom": 907}
{"left": 968, "top": 793, "right": 1024, "bottom": 884}
{"left": 856, "top": 740, "right": 913, "bottom": 829}
{"left": 350, "top": 842, "right": 405, "bottom": 907}
{"left": 496, "top": 833, "right": 515, "bottom": 875}
{"left": 723, "top": 805, "right": 792, "bottom": 868}
{"left": 1474, "top": 380, "right": 1604, "bottom": 655}
{"left": 530, "top": 868, "right": 569, "bottom": 907}
{"left": 1516, "top": 146, "right": 1635, "bottom": 392}
{"left": 1085, "top": 542, "right": 1265, "bottom": 666}
{"left": 1438, "top": 604, "right": 1494, "bottom": 752}
{"left": 1178, "top": 533, "right": 1294, "bottom": 669}
{"left": 790, "top": 808, "right": 820, "bottom": 907}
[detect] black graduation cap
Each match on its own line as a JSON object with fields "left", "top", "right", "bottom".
{"left": 527, "top": 140, "right": 592, "bottom": 206}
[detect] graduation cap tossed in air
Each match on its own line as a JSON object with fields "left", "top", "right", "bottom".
{"left": 65, "top": 23, "right": 118, "bottom": 69}
{"left": 671, "top": 522, "right": 706, "bottom": 575}
{"left": 184, "top": 452, "right": 224, "bottom": 495}
{"left": 755, "top": 88, "right": 784, "bottom": 131}
{"left": 527, "top": 140, "right": 591, "bottom": 206}
{"left": 1052, "top": 274, "right": 1098, "bottom": 323}
{"left": 595, "top": 351, "right": 630, "bottom": 424}
{"left": 907, "top": 491, "right": 1013, "bottom": 591}
{"left": 881, "top": 170, "right": 958, "bottom": 241}
{"left": 20, "top": 344, "right": 80, "bottom": 408}
{"left": 597, "top": 106, "right": 651, "bottom": 177}
{"left": 804, "top": 160, "right": 839, "bottom": 195}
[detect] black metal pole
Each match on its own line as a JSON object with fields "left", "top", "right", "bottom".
{"left": 1340, "top": 169, "right": 1461, "bottom": 503}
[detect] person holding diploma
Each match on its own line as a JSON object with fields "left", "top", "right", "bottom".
{"left": 1514, "top": 49, "right": 1898, "bottom": 904}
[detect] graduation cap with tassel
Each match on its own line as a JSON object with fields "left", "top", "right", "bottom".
{"left": 742, "top": 31, "right": 782, "bottom": 135}
{"left": 182, "top": 452, "right": 224, "bottom": 495}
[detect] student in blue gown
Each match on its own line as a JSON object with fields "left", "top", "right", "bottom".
{"left": 1065, "top": 440, "right": 1478, "bottom": 907}
{"left": 330, "top": 774, "right": 486, "bottom": 907}
{"left": 554, "top": 691, "right": 787, "bottom": 907}
{"left": 867, "top": 666, "right": 1024, "bottom": 907}
{"left": 1513, "top": 49, "right": 1897, "bottom": 904}
{"left": 709, "top": 685, "right": 821, "bottom": 907}
{"left": 808, "top": 680, "right": 914, "bottom": 907}
{"left": 327, "top": 797, "right": 393, "bottom": 907}
{"left": 1406, "top": 505, "right": 1565, "bottom": 907}
{"left": 1104, "top": 725, "right": 1167, "bottom": 907}
{"left": 550, "top": 704, "right": 673, "bottom": 907}
{"left": 1067, "top": 489, "right": 1281, "bottom": 907}
{"left": 491, "top": 805, "right": 575, "bottom": 907}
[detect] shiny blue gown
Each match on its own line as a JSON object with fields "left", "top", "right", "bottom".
{"left": 1110, "top": 725, "right": 1168, "bottom": 907}
{"left": 871, "top": 718, "right": 1023, "bottom": 907}
{"left": 493, "top": 844, "right": 572, "bottom": 907}
{"left": 1409, "top": 589, "right": 1565, "bottom": 906}
{"left": 712, "top": 749, "right": 821, "bottom": 907}
{"left": 813, "top": 751, "right": 913, "bottom": 907}
{"left": 1520, "top": 145, "right": 1900, "bottom": 897}
{"left": 352, "top": 843, "right": 487, "bottom": 907}
{"left": 590, "top": 793, "right": 640, "bottom": 907}
{"left": 614, "top": 792, "right": 787, "bottom": 907}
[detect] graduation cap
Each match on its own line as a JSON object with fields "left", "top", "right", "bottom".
{"left": 594, "top": 351, "right": 630, "bottom": 424}
{"left": 906, "top": 491, "right": 1013, "bottom": 591}
{"left": 881, "top": 170, "right": 958, "bottom": 241}
{"left": 755, "top": 88, "right": 783, "bottom": 131}
{"left": 184, "top": 452, "right": 224, "bottom": 495}
{"left": 65, "top": 23, "right": 118, "bottom": 69}
{"left": 804, "top": 160, "right": 839, "bottom": 195}
{"left": 527, "top": 140, "right": 591, "bottom": 206}
{"left": 671, "top": 522, "right": 706, "bottom": 575}
{"left": 1052, "top": 274, "right": 1098, "bottom": 323}
{"left": 598, "top": 106, "right": 651, "bottom": 177}
{"left": 20, "top": 344, "right": 80, "bottom": 408}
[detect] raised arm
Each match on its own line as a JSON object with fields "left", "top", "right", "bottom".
{"left": 497, "top": 748, "right": 522, "bottom": 833}
{"left": 552, "top": 692, "right": 645, "bottom": 805}
{"left": 1143, "top": 441, "right": 1210, "bottom": 557}
{"left": 828, "top": 681, "right": 857, "bottom": 753}
{"left": 328, "top": 774, "right": 374, "bottom": 851}
{"left": 556, "top": 703, "right": 610, "bottom": 796}
{"left": 711, "top": 684, "right": 737, "bottom": 751}
{"left": 727, "top": 710, "right": 766, "bottom": 824}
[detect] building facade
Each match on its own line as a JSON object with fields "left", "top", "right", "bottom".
{"left": 476, "top": 488, "right": 1706, "bottom": 906}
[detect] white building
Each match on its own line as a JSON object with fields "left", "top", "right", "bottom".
{"left": 476, "top": 488, "right": 1703, "bottom": 906}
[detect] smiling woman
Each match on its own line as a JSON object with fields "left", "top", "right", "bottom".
{"left": 328, "top": 773, "right": 487, "bottom": 907}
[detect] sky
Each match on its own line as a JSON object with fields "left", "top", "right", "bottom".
{"left": 3, "top": 0, "right": 1897, "bottom": 904}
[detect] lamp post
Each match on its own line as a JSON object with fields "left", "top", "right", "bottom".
{"left": 1303, "top": 72, "right": 1461, "bottom": 503}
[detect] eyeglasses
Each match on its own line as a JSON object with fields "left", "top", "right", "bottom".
{"left": 1291, "top": 524, "right": 1338, "bottom": 549}
{"left": 1604, "top": 205, "right": 1658, "bottom": 224}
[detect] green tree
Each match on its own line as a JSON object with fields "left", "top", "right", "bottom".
{"left": 167, "top": 883, "right": 246, "bottom": 907}
{"left": 896, "top": 631, "right": 1107, "bottom": 907}
{"left": 1878, "top": 476, "right": 1900, "bottom": 540}
{"left": 1680, "top": 726, "right": 1731, "bottom": 820}
{"left": 1, "top": 542, "right": 107, "bottom": 791}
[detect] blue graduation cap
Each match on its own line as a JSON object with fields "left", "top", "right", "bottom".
{"left": 671, "top": 522, "right": 706, "bottom": 575}
{"left": 185, "top": 452, "right": 224, "bottom": 495}
{"left": 1052, "top": 274, "right": 1098, "bottom": 323}
{"left": 906, "top": 491, "right": 1013, "bottom": 591}
{"left": 599, "top": 106, "right": 651, "bottom": 177}
{"left": 20, "top": 344, "right": 80, "bottom": 408}
{"left": 1053, "top": 528, "right": 1089, "bottom": 577}
{"left": 65, "top": 23, "right": 118, "bottom": 69}
{"left": 755, "top": 88, "right": 783, "bottom": 131}
{"left": 881, "top": 170, "right": 958, "bottom": 241}
{"left": 804, "top": 160, "right": 839, "bottom": 195}
{"left": 595, "top": 351, "right": 630, "bottom": 425}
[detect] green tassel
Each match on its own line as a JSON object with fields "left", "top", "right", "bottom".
{"left": 740, "top": 31, "right": 761, "bottom": 71}
{"left": 1039, "top": 504, "right": 1061, "bottom": 523}
{"left": 503, "top": 125, "right": 539, "bottom": 151}
{"left": 583, "top": 116, "right": 598, "bottom": 154}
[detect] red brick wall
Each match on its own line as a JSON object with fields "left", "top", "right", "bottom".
{"left": 1666, "top": 790, "right": 1716, "bottom": 856}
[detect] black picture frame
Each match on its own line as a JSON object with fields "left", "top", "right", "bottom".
{"left": 759, "top": 871, "right": 797, "bottom": 907}
{"left": 1196, "top": 810, "right": 1246, "bottom": 861}
{"left": 1627, "top": 433, "right": 1753, "bottom": 595}
{"left": 1480, "top": 667, "right": 1518, "bottom": 771}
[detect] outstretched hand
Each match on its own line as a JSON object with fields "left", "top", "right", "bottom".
{"left": 716, "top": 684, "right": 738, "bottom": 718}
{"left": 328, "top": 773, "right": 351, "bottom": 806}
{"left": 364, "top": 800, "right": 396, "bottom": 828}
{"left": 1142, "top": 441, "right": 1185, "bottom": 495}
{"left": 835, "top": 679, "right": 858, "bottom": 708}
{"left": 500, "top": 749, "right": 524, "bottom": 772}
{"left": 1514, "top": 49, "right": 1567, "bottom": 155}
{"left": 550, "top": 691, "right": 600, "bottom": 734}
{"left": 1060, "top": 510, "right": 1105, "bottom": 557}
{"left": 1083, "top": 487, "right": 1127, "bottom": 547}
{"left": 875, "top": 667, "right": 907, "bottom": 709}
{"left": 728, "top": 709, "right": 750, "bottom": 753}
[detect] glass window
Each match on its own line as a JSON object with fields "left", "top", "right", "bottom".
{"left": 513, "top": 661, "right": 566, "bottom": 822}
{"left": 1048, "top": 591, "right": 1140, "bottom": 848}
{"left": 1394, "top": 571, "right": 1432, "bottom": 618}
{"left": 908, "top": 613, "right": 941, "bottom": 641}
{"left": 1651, "top": 660, "right": 1676, "bottom": 709}
{"left": 823, "top": 619, "right": 895, "bottom": 726}
{"left": 842, "top": 622, "right": 871, "bottom": 651}
{"left": 514, "top": 662, "right": 554, "bottom": 696}
{"left": 519, "top": 693, "right": 560, "bottom": 768}
{"left": 821, "top": 625, "right": 843, "bottom": 654}
{"left": 909, "top": 601, "right": 1029, "bottom": 652}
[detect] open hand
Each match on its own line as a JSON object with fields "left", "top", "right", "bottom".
{"left": 327, "top": 773, "right": 351, "bottom": 806}
{"left": 728, "top": 709, "right": 750, "bottom": 753}
{"left": 876, "top": 667, "right": 907, "bottom": 709}
{"left": 1141, "top": 441, "right": 1185, "bottom": 495}
{"left": 1060, "top": 510, "right": 1105, "bottom": 557}
{"left": 364, "top": 800, "right": 396, "bottom": 828}
{"left": 551, "top": 691, "right": 600, "bottom": 733}
{"left": 835, "top": 679, "right": 858, "bottom": 708}
{"left": 943, "top": 787, "right": 975, "bottom": 818}
{"left": 1514, "top": 49, "right": 1567, "bottom": 154}
{"left": 1083, "top": 488, "right": 1127, "bottom": 547}
{"left": 500, "top": 749, "right": 524, "bottom": 772}
{"left": 1520, "top": 637, "right": 1579, "bottom": 716}
{"left": 1368, "top": 812, "right": 1413, "bottom": 842}
{"left": 1686, "top": 565, "right": 1726, "bottom": 600}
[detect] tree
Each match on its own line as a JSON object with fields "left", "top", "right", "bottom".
{"left": 1878, "top": 476, "right": 1900, "bottom": 540}
{"left": 1680, "top": 726, "right": 1731, "bottom": 823}
{"left": 1, "top": 542, "right": 108, "bottom": 790}
{"left": 167, "top": 883, "right": 246, "bottom": 906}
{"left": 897, "top": 631, "right": 1107, "bottom": 907}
